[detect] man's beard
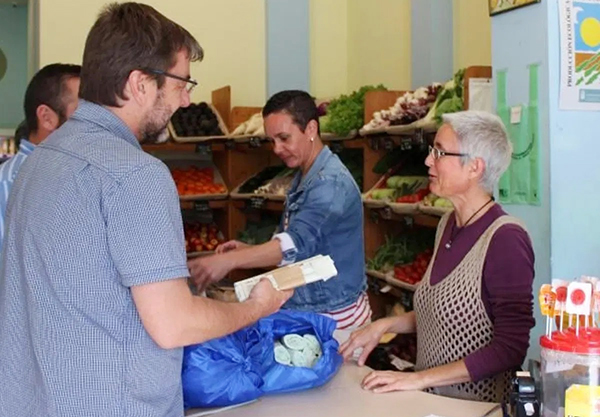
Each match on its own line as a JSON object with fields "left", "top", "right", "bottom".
{"left": 140, "top": 91, "right": 172, "bottom": 144}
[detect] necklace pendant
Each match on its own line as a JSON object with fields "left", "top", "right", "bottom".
{"left": 445, "top": 241, "right": 451, "bottom": 249}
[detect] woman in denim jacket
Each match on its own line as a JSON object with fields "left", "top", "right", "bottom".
{"left": 188, "top": 91, "right": 370, "bottom": 330}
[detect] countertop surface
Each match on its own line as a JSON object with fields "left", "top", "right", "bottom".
{"left": 186, "top": 363, "right": 503, "bottom": 417}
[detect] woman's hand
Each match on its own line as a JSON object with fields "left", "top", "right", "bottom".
{"left": 339, "top": 319, "right": 391, "bottom": 366}
{"left": 361, "top": 370, "right": 427, "bottom": 393}
{"left": 215, "top": 240, "right": 249, "bottom": 254}
{"left": 187, "top": 254, "right": 233, "bottom": 292}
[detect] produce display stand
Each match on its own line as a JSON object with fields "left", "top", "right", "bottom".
{"left": 361, "top": 66, "right": 491, "bottom": 298}
{"left": 143, "top": 65, "right": 492, "bottom": 306}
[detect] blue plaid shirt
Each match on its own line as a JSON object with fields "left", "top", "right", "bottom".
{"left": 0, "top": 138, "right": 36, "bottom": 253}
{"left": 0, "top": 100, "right": 190, "bottom": 417}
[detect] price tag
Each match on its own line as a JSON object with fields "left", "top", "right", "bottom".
{"left": 369, "top": 138, "right": 380, "bottom": 151}
{"left": 195, "top": 143, "right": 212, "bottom": 155}
{"left": 383, "top": 137, "right": 394, "bottom": 151}
{"left": 249, "top": 137, "right": 263, "bottom": 148}
{"left": 249, "top": 196, "right": 266, "bottom": 209}
{"left": 399, "top": 137, "right": 413, "bottom": 150}
{"left": 510, "top": 106, "right": 522, "bottom": 124}
{"left": 380, "top": 206, "right": 392, "bottom": 220}
{"left": 193, "top": 200, "right": 210, "bottom": 212}
{"left": 414, "top": 128, "right": 425, "bottom": 144}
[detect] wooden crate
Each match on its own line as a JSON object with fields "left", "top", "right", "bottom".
{"left": 169, "top": 103, "right": 230, "bottom": 143}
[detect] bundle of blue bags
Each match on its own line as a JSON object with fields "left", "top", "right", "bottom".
{"left": 182, "top": 310, "right": 343, "bottom": 409}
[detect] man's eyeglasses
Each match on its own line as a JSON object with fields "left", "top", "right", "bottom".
{"left": 144, "top": 68, "right": 198, "bottom": 93}
{"left": 428, "top": 145, "right": 469, "bottom": 160}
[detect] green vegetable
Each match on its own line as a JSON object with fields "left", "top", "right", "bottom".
{"left": 367, "top": 230, "right": 434, "bottom": 272}
{"left": 322, "top": 85, "right": 386, "bottom": 136}
{"left": 433, "top": 197, "right": 453, "bottom": 208}
{"left": 238, "top": 216, "right": 280, "bottom": 245}
{"left": 433, "top": 68, "right": 466, "bottom": 124}
{"left": 386, "top": 176, "right": 428, "bottom": 189}
{"left": 370, "top": 188, "right": 396, "bottom": 200}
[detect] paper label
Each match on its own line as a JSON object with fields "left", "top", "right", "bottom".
{"left": 510, "top": 106, "right": 522, "bottom": 124}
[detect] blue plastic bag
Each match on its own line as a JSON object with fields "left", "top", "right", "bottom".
{"left": 182, "top": 325, "right": 266, "bottom": 408}
{"left": 258, "top": 310, "right": 343, "bottom": 394}
{"left": 181, "top": 310, "right": 342, "bottom": 409}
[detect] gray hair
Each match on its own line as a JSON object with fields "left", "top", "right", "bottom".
{"left": 442, "top": 111, "right": 512, "bottom": 193}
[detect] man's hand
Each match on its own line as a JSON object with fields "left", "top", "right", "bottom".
{"left": 216, "top": 240, "right": 249, "bottom": 254}
{"left": 247, "top": 278, "right": 293, "bottom": 317}
{"left": 361, "top": 370, "right": 427, "bottom": 393}
{"left": 187, "top": 254, "right": 234, "bottom": 292}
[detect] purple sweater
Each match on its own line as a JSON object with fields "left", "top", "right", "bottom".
{"left": 429, "top": 204, "right": 535, "bottom": 382}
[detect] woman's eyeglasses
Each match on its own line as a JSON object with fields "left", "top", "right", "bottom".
{"left": 428, "top": 145, "right": 469, "bottom": 160}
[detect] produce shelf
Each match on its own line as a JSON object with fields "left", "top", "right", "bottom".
{"left": 321, "top": 130, "right": 358, "bottom": 141}
{"left": 367, "top": 269, "right": 418, "bottom": 293}
{"left": 387, "top": 202, "right": 419, "bottom": 215}
{"left": 366, "top": 269, "right": 388, "bottom": 281}
{"left": 384, "top": 271, "right": 419, "bottom": 292}
{"left": 142, "top": 142, "right": 227, "bottom": 153}
{"left": 179, "top": 200, "right": 228, "bottom": 210}
{"left": 232, "top": 199, "right": 284, "bottom": 212}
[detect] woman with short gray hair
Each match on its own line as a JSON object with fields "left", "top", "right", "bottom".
{"left": 341, "top": 110, "right": 535, "bottom": 404}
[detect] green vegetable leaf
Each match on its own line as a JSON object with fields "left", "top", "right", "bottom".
{"left": 322, "top": 84, "right": 386, "bottom": 136}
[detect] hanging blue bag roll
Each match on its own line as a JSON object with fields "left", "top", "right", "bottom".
{"left": 258, "top": 310, "right": 343, "bottom": 394}
{"left": 182, "top": 324, "right": 266, "bottom": 409}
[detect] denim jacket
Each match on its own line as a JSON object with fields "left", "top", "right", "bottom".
{"left": 273, "top": 146, "right": 367, "bottom": 312}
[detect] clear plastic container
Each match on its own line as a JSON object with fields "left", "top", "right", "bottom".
{"left": 541, "top": 328, "right": 600, "bottom": 417}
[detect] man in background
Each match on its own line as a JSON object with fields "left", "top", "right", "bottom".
{"left": 0, "top": 63, "right": 80, "bottom": 250}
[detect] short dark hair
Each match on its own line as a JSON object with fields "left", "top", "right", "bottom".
{"left": 14, "top": 120, "right": 28, "bottom": 140}
{"left": 24, "top": 63, "right": 81, "bottom": 133}
{"left": 262, "top": 90, "right": 320, "bottom": 135}
{"left": 80, "top": 2, "right": 203, "bottom": 107}
{"left": 13, "top": 120, "right": 28, "bottom": 149}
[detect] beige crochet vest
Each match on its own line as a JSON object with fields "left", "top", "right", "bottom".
{"left": 413, "top": 211, "right": 526, "bottom": 403}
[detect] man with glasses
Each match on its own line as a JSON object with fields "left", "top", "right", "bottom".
{"left": 0, "top": 3, "right": 290, "bottom": 417}
{"left": 0, "top": 63, "right": 80, "bottom": 253}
